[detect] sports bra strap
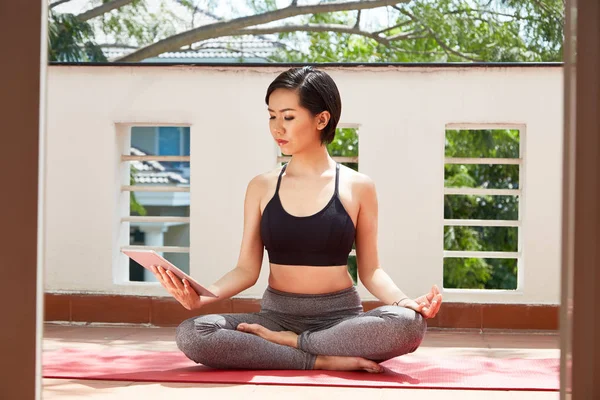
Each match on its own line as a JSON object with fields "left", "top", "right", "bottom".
{"left": 275, "top": 163, "right": 288, "bottom": 194}
{"left": 334, "top": 162, "right": 340, "bottom": 196}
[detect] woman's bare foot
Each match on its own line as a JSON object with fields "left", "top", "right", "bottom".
{"left": 314, "top": 355, "right": 384, "bottom": 373}
{"left": 237, "top": 323, "right": 298, "bottom": 348}
{"left": 237, "top": 324, "right": 383, "bottom": 373}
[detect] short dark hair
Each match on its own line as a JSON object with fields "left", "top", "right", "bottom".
{"left": 265, "top": 66, "right": 341, "bottom": 145}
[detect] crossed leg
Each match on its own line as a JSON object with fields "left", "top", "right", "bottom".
{"left": 176, "top": 312, "right": 383, "bottom": 372}
{"left": 239, "top": 306, "right": 426, "bottom": 364}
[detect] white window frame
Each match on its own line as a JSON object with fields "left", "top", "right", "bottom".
{"left": 443, "top": 123, "right": 525, "bottom": 294}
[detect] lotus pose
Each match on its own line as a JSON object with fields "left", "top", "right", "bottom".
{"left": 151, "top": 66, "right": 442, "bottom": 373}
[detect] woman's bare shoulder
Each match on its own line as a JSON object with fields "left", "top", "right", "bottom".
{"left": 339, "top": 164, "right": 375, "bottom": 189}
{"left": 247, "top": 165, "right": 285, "bottom": 194}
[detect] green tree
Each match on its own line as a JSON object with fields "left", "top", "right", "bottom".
{"left": 272, "top": 0, "right": 563, "bottom": 62}
{"left": 49, "top": 0, "right": 563, "bottom": 63}
{"left": 48, "top": 10, "right": 107, "bottom": 61}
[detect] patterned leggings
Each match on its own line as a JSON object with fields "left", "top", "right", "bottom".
{"left": 176, "top": 285, "right": 427, "bottom": 370}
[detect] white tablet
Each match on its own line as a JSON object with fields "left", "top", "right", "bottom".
{"left": 122, "top": 249, "right": 218, "bottom": 298}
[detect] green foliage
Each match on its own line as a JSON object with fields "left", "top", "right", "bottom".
{"left": 444, "top": 258, "right": 491, "bottom": 289}
{"left": 50, "top": 0, "right": 563, "bottom": 63}
{"left": 327, "top": 127, "right": 359, "bottom": 171}
{"left": 272, "top": 0, "right": 563, "bottom": 62}
{"left": 49, "top": 0, "right": 182, "bottom": 61}
{"left": 48, "top": 11, "right": 107, "bottom": 62}
{"left": 130, "top": 166, "right": 147, "bottom": 216}
{"left": 95, "top": 0, "right": 179, "bottom": 47}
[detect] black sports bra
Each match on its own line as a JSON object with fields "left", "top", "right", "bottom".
{"left": 260, "top": 162, "right": 356, "bottom": 266}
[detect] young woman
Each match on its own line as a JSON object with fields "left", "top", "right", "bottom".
{"left": 151, "top": 66, "right": 442, "bottom": 373}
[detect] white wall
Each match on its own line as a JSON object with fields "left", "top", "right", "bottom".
{"left": 44, "top": 65, "right": 563, "bottom": 304}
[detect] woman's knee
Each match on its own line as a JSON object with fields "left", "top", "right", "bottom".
{"left": 378, "top": 306, "right": 427, "bottom": 353}
{"left": 175, "top": 314, "right": 226, "bottom": 363}
{"left": 404, "top": 310, "right": 427, "bottom": 353}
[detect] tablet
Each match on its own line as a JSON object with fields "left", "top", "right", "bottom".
{"left": 122, "top": 249, "right": 218, "bottom": 298}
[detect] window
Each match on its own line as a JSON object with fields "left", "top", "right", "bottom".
{"left": 122, "top": 125, "right": 191, "bottom": 282}
{"left": 443, "top": 127, "right": 522, "bottom": 290}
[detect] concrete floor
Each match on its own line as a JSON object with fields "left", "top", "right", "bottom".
{"left": 42, "top": 324, "right": 560, "bottom": 399}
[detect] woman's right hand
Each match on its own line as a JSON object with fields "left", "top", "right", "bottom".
{"left": 150, "top": 265, "right": 203, "bottom": 311}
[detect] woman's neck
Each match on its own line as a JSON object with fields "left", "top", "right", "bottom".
{"left": 287, "top": 145, "right": 335, "bottom": 177}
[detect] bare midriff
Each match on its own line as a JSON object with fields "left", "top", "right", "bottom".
{"left": 268, "top": 263, "right": 355, "bottom": 294}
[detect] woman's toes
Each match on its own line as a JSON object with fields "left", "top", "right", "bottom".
{"left": 360, "top": 359, "right": 383, "bottom": 373}
{"left": 236, "top": 323, "right": 299, "bottom": 348}
{"left": 238, "top": 323, "right": 264, "bottom": 335}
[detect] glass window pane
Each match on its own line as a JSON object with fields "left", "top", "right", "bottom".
{"left": 129, "top": 223, "right": 190, "bottom": 247}
{"left": 129, "top": 161, "right": 190, "bottom": 217}
{"left": 444, "top": 226, "right": 518, "bottom": 252}
{"left": 445, "top": 129, "right": 520, "bottom": 158}
{"left": 183, "top": 127, "right": 190, "bottom": 156}
{"left": 131, "top": 126, "right": 157, "bottom": 155}
{"left": 327, "top": 127, "right": 359, "bottom": 171}
{"left": 445, "top": 164, "right": 519, "bottom": 189}
{"left": 443, "top": 258, "right": 517, "bottom": 290}
{"left": 129, "top": 205, "right": 189, "bottom": 218}
{"left": 158, "top": 127, "right": 181, "bottom": 156}
{"left": 444, "top": 195, "right": 519, "bottom": 220}
{"left": 347, "top": 255, "right": 357, "bottom": 285}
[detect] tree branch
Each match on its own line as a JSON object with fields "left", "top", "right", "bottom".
{"left": 374, "top": 20, "right": 412, "bottom": 35}
{"left": 117, "top": 0, "right": 410, "bottom": 62}
{"left": 530, "top": 0, "right": 564, "bottom": 23}
{"left": 394, "top": 6, "right": 484, "bottom": 62}
{"left": 446, "top": 8, "right": 520, "bottom": 19}
{"left": 234, "top": 23, "right": 403, "bottom": 46}
{"left": 77, "top": 0, "right": 136, "bottom": 22}
{"left": 354, "top": 10, "right": 361, "bottom": 29}
{"left": 49, "top": 0, "right": 75, "bottom": 9}
{"left": 444, "top": 8, "right": 548, "bottom": 24}
{"left": 386, "top": 27, "right": 426, "bottom": 41}
{"left": 98, "top": 43, "right": 139, "bottom": 49}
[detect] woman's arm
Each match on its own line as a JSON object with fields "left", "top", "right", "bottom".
{"left": 153, "top": 175, "right": 266, "bottom": 310}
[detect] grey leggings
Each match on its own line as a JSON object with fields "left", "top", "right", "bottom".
{"left": 176, "top": 285, "right": 426, "bottom": 370}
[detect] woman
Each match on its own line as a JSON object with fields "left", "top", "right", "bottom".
{"left": 151, "top": 66, "right": 442, "bottom": 373}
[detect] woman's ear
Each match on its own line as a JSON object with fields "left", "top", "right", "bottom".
{"left": 317, "top": 111, "right": 331, "bottom": 131}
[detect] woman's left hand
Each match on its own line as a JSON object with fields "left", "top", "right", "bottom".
{"left": 398, "top": 285, "right": 442, "bottom": 319}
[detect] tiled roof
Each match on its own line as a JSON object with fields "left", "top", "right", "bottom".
{"left": 104, "top": 35, "right": 281, "bottom": 62}
{"left": 130, "top": 147, "right": 188, "bottom": 185}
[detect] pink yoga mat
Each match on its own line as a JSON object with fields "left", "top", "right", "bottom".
{"left": 43, "top": 348, "right": 559, "bottom": 391}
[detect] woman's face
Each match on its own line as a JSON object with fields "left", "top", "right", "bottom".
{"left": 267, "top": 88, "right": 328, "bottom": 154}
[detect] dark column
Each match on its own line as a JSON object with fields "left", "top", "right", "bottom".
{"left": 562, "top": 0, "right": 600, "bottom": 398}
{"left": 0, "top": 1, "right": 44, "bottom": 399}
